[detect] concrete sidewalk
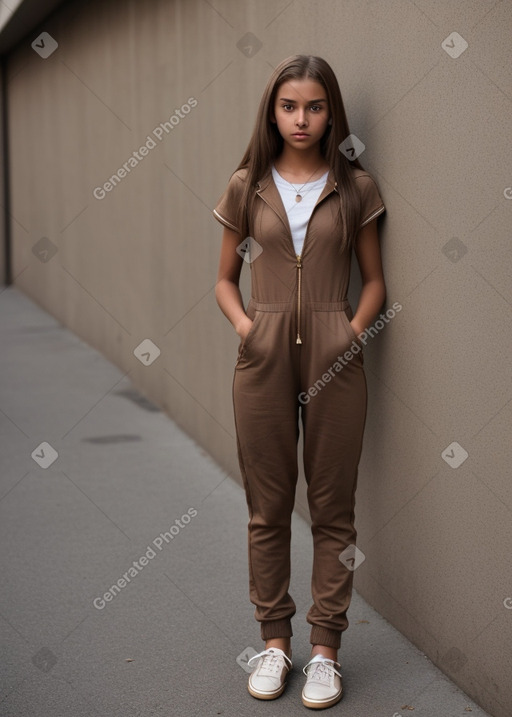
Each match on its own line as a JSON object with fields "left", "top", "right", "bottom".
{"left": 0, "top": 284, "right": 491, "bottom": 717}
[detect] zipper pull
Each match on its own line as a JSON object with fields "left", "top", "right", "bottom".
{"left": 296, "top": 254, "right": 303, "bottom": 344}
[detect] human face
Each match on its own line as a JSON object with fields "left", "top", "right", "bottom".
{"left": 272, "top": 78, "right": 330, "bottom": 151}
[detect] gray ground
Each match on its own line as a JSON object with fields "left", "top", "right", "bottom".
{"left": 0, "top": 285, "right": 491, "bottom": 716}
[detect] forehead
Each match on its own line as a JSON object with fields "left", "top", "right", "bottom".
{"left": 276, "top": 78, "right": 327, "bottom": 102}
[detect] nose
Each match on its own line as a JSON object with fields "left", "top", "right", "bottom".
{"left": 296, "top": 109, "right": 308, "bottom": 127}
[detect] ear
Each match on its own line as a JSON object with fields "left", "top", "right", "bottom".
{"left": 328, "top": 118, "right": 333, "bottom": 125}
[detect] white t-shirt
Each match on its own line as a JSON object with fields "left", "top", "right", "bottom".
{"left": 272, "top": 164, "right": 329, "bottom": 256}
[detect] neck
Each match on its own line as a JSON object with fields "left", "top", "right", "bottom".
{"left": 275, "top": 145, "right": 327, "bottom": 175}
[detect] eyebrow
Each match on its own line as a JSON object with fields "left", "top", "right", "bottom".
{"left": 278, "top": 98, "right": 327, "bottom": 103}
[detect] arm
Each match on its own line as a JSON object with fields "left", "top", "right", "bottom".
{"left": 350, "top": 218, "right": 386, "bottom": 336}
{"left": 214, "top": 225, "right": 253, "bottom": 340}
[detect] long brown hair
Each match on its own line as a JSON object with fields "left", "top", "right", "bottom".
{"left": 233, "top": 54, "right": 365, "bottom": 252}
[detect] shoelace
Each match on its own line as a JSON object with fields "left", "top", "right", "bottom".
{"left": 247, "top": 648, "right": 292, "bottom": 674}
{"left": 303, "top": 657, "right": 342, "bottom": 684}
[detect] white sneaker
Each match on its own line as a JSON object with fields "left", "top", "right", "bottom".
{"left": 302, "top": 654, "right": 343, "bottom": 709}
{"left": 247, "top": 647, "right": 293, "bottom": 700}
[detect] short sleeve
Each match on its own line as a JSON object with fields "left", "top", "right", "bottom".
{"left": 356, "top": 172, "right": 386, "bottom": 228}
{"left": 212, "top": 169, "right": 247, "bottom": 234}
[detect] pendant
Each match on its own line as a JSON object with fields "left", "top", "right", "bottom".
{"left": 295, "top": 194, "right": 302, "bottom": 202}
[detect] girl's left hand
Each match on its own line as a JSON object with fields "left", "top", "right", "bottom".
{"left": 350, "top": 320, "right": 364, "bottom": 339}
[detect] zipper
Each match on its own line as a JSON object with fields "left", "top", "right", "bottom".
{"left": 256, "top": 179, "right": 338, "bottom": 347}
{"left": 296, "top": 254, "right": 302, "bottom": 344}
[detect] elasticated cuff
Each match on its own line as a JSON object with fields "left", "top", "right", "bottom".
{"left": 309, "top": 625, "right": 341, "bottom": 650}
{"left": 260, "top": 619, "right": 293, "bottom": 640}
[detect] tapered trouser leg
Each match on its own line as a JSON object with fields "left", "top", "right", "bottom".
{"left": 232, "top": 303, "right": 367, "bottom": 647}
{"left": 301, "top": 305, "right": 368, "bottom": 649}
{"left": 232, "top": 306, "right": 300, "bottom": 640}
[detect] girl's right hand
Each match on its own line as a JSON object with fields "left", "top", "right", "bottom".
{"left": 236, "top": 315, "right": 253, "bottom": 341}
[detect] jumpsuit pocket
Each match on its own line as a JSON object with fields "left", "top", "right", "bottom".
{"left": 236, "top": 310, "right": 262, "bottom": 362}
{"left": 310, "top": 304, "right": 364, "bottom": 367}
{"left": 340, "top": 310, "right": 364, "bottom": 363}
{"left": 341, "top": 310, "right": 361, "bottom": 345}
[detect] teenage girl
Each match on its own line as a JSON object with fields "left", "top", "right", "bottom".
{"left": 213, "top": 54, "right": 386, "bottom": 709}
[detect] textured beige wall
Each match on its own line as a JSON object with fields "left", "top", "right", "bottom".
{"left": 5, "top": 0, "right": 512, "bottom": 714}
{"left": 0, "top": 64, "right": 5, "bottom": 284}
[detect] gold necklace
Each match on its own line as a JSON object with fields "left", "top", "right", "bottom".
{"left": 274, "top": 164, "right": 328, "bottom": 202}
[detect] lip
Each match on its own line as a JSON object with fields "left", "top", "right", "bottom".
{"left": 292, "top": 133, "right": 309, "bottom": 138}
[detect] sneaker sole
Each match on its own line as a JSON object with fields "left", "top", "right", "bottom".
{"left": 301, "top": 688, "right": 343, "bottom": 709}
{"left": 248, "top": 680, "right": 288, "bottom": 700}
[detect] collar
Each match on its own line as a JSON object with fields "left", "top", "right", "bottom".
{"left": 255, "top": 166, "right": 338, "bottom": 233}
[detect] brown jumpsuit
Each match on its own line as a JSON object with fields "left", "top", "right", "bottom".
{"left": 213, "top": 165, "right": 385, "bottom": 649}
